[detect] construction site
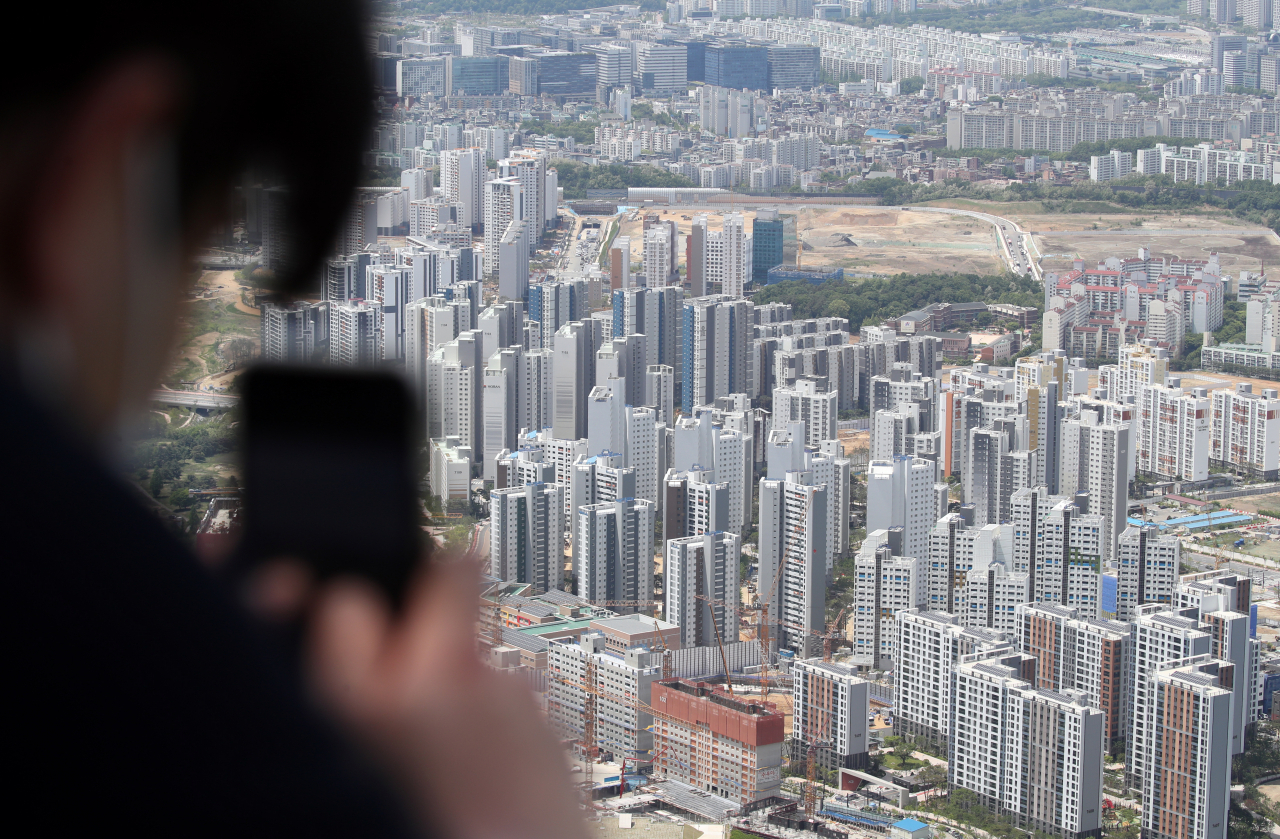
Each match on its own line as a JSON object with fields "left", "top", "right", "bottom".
{"left": 483, "top": 533, "right": 911, "bottom": 838}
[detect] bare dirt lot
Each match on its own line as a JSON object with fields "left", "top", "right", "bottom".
{"left": 915, "top": 198, "right": 1280, "bottom": 275}
{"left": 619, "top": 206, "right": 1003, "bottom": 277}
{"left": 1037, "top": 230, "right": 1280, "bottom": 277}
{"left": 793, "top": 207, "right": 1002, "bottom": 276}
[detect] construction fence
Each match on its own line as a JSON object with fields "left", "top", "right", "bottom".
{"left": 671, "top": 639, "right": 763, "bottom": 680}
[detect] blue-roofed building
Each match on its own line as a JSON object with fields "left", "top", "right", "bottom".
{"left": 891, "top": 818, "right": 931, "bottom": 839}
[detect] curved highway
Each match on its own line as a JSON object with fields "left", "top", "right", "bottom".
{"left": 909, "top": 205, "right": 1040, "bottom": 282}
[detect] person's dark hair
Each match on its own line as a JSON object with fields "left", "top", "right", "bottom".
{"left": 1, "top": 0, "right": 372, "bottom": 295}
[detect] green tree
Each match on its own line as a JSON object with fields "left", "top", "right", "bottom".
{"left": 169, "top": 488, "right": 190, "bottom": 509}
{"left": 149, "top": 470, "right": 164, "bottom": 498}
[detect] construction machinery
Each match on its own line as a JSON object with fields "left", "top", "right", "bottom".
{"left": 583, "top": 657, "right": 598, "bottom": 791}
{"left": 692, "top": 592, "right": 738, "bottom": 695}
{"left": 747, "top": 490, "right": 815, "bottom": 704}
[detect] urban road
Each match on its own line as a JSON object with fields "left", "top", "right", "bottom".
{"left": 151, "top": 390, "right": 239, "bottom": 410}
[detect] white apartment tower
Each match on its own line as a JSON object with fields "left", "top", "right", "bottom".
{"left": 1059, "top": 413, "right": 1130, "bottom": 566}
{"left": 894, "top": 609, "right": 1013, "bottom": 750}
{"left": 483, "top": 177, "right": 523, "bottom": 276}
{"left": 791, "top": 659, "right": 871, "bottom": 771}
{"left": 499, "top": 150, "right": 546, "bottom": 243}
{"left": 1209, "top": 383, "right": 1280, "bottom": 481}
{"left": 951, "top": 658, "right": 1105, "bottom": 839}
{"left": 851, "top": 531, "right": 925, "bottom": 668}
{"left": 490, "top": 481, "right": 566, "bottom": 594}
{"left": 1135, "top": 380, "right": 1210, "bottom": 482}
{"left": 664, "top": 530, "right": 740, "bottom": 649}
{"left": 439, "top": 147, "right": 485, "bottom": 227}
{"left": 1115, "top": 524, "right": 1179, "bottom": 619}
{"left": 764, "top": 425, "right": 851, "bottom": 570}
{"left": 689, "top": 214, "right": 753, "bottom": 298}
{"left": 867, "top": 455, "right": 947, "bottom": 565}
{"left": 1126, "top": 608, "right": 1211, "bottom": 790}
{"left": 643, "top": 224, "right": 674, "bottom": 288}
{"left": 758, "top": 472, "right": 827, "bottom": 657}
{"left": 1015, "top": 602, "right": 1133, "bottom": 750}
{"left": 772, "top": 378, "right": 838, "bottom": 446}
{"left": 576, "top": 498, "right": 655, "bottom": 611}
{"left": 1007, "top": 488, "right": 1106, "bottom": 619}
{"left": 1140, "top": 658, "right": 1233, "bottom": 839}
{"left": 1098, "top": 341, "right": 1169, "bottom": 402}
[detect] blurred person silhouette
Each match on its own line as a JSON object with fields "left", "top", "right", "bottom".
{"left": 0, "top": 3, "right": 585, "bottom": 838}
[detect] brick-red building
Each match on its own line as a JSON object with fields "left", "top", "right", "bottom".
{"left": 650, "top": 680, "right": 784, "bottom": 806}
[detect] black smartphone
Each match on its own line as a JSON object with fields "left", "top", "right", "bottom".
{"left": 235, "top": 365, "right": 423, "bottom": 608}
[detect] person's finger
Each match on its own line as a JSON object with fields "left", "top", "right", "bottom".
{"left": 308, "top": 578, "right": 390, "bottom": 717}
{"left": 242, "top": 559, "right": 313, "bottom": 623}
{"left": 393, "top": 557, "right": 483, "bottom": 681}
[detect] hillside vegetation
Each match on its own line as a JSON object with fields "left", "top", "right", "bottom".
{"left": 752, "top": 272, "right": 1042, "bottom": 329}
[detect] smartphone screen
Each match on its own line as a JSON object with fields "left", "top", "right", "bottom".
{"left": 236, "top": 365, "right": 422, "bottom": 607}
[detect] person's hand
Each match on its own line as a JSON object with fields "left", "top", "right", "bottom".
{"left": 306, "top": 558, "right": 588, "bottom": 839}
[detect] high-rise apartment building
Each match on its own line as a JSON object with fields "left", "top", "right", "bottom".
{"left": 1140, "top": 658, "right": 1234, "bottom": 839}
{"left": 758, "top": 473, "right": 827, "bottom": 656}
{"left": 260, "top": 300, "right": 328, "bottom": 363}
{"left": 1209, "top": 383, "right": 1280, "bottom": 480}
{"left": 951, "top": 657, "right": 1104, "bottom": 839}
{"left": 612, "top": 286, "right": 684, "bottom": 381}
{"left": 791, "top": 659, "right": 870, "bottom": 771}
{"left": 1015, "top": 602, "right": 1132, "bottom": 750}
{"left": 483, "top": 177, "right": 523, "bottom": 276}
{"left": 664, "top": 530, "right": 740, "bottom": 649}
{"left": 688, "top": 214, "right": 753, "bottom": 298}
{"left": 499, "top": 149, "right": 546, "bottom": 241}
{"left": 867, "top": 455, "right": 947, "bottom": 564}
{"left": 1098, "top": 341, "right": 1169, "bottom": 402}
{"left": 576, "top": 498, "right": 655, "bottom": 611}
{"left": 528, "top": 278, "right": 587, "bottom": 349}
{"left": 772, "top": 379, "right": 837, "bottom": 446}
{"left": 328, "top": 301, "right": 382, "bottom": 366}
{"left": 682, "top": 295, "right": 751, "bottom": 412}
{"left": 662, "top": 470, "right": 730, "bottom": 541}
{"left": 895, "top": 609, "right": 1013, "bottom": 750}
{"left": 1135, "top": 380, "right": 1210, "bottom": 482}
{"left": 851, "top": 531, "right": 924, "bottom": 668}
{"left": 1126, "top": 607, "right": 1211, "bottom": 789}
{"left": 643, "top": 224, "right": 674, "bottom": 288}
{"left": 672, "top": 407, "right": 755, "bottom": 535}
{"left": 1008, "top": 490, "right": 1106, "bottom": 618}
{"left": 764, "top": 426, "right": 850, "bottom": 569}
{"left": 1059, "top": 412, "right": 1129, "bottom": 566}
{"left": 490, "top": 481, "right": 566, "bottom": 594}
{"left": 646, "top": 365, "right": 675, "bottom": 426}
{"left": 439, "top": 147, "right": 485, "bottom": 227}
{"left": 965, "top": 416, "right": 1036, "bottom": 527}
{"left": 552, "top": 321, "right": 597, "bottom": 441}
{"left": 427, "top": 329, "right": 483, "bottom": 451}
{"left": 1115, "top": 524, "right": 1179, "bottom": 619}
